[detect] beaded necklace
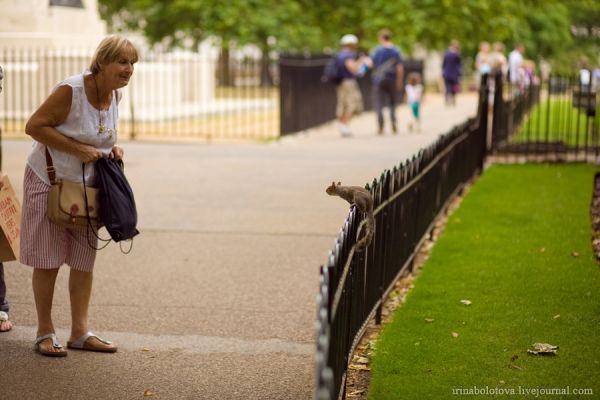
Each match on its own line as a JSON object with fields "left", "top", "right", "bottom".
{"left": 92, "top": 74, "right": 114, "bottom": 139}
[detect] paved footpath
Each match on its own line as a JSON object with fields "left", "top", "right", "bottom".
{"left": 0, "top": 93, "right": 477, "bottom": 399}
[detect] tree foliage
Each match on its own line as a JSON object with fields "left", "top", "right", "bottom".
{"left": 98, "top": 0, "right": 598, "bottom": 70}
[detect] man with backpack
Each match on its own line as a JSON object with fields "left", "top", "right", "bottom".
{"left": 331, "top": 34, "right": 369, "bottom": 137}
{"left": 370, "top": 29, "right": 404, "bottom": 135}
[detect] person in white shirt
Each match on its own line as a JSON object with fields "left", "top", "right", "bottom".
{"left": 508, "top": 44, "right": 525, "bottom": 94}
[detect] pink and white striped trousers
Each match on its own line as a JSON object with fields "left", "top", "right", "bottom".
{"left": 19, "top": 166, "right": 98, "bottom": 272}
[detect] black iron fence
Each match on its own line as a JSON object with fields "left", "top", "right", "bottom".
{"left": 0, "top": 47, "right": 278, "bottom": 142}
{"left": 279, "top": 55, "right": 338, "bottom": 136}
{"left": 315, "top": 78, "right": 489, "bottom": 400}
{"left": 279, "top": 55, "right": 423, "bottom": 135}
{"left": 491, "top": 73, "right": 599, "bottom": 160}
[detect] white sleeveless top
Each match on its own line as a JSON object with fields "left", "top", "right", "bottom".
{"left": 27, "top": 71, "right": 118, "bottom": 186}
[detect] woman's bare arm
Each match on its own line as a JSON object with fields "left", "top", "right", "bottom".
{"left": 25, "top": 86, "right": 101, "bottom": 163}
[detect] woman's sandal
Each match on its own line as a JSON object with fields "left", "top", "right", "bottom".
{"left": 67, "top": 331, "right": 118, "bottom": 353}
{"left": 34, "top": 333, "right": 68, "bottom": 357}
{"left": 0, "top": 311, "right": 12, "bottom": 332}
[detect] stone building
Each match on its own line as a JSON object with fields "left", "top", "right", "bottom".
{"left": 0, "top": 0, "right": 106, "bottom": 49}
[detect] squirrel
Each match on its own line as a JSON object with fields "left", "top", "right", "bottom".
{"left": 326, "top": 181, "right": 375, "bottom": 252}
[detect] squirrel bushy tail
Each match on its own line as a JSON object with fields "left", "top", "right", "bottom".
{"left": 356, "top": 213, "right": 375, "bottom": 252}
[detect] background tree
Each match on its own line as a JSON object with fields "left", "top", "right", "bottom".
{"left": 98, "top": 0, "right": 599, "bottom": 78}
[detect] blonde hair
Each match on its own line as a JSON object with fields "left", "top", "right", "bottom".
{"left": 89, "top": 35, "right": 138, "bottom": 74}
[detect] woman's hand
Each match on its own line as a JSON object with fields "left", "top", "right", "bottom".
{"left": 74, "top": 143, "right": 103, "bottom": 163}
{"left": 109, "top": 145, "right": 124, "bottom": 161}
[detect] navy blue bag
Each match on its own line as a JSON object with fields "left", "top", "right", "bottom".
{"left": 95, "top": 157, "right": 139, "bottom": 242}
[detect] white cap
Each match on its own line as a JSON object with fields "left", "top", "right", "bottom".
{"left": 340, "top": 34, "right": 359, "bottom": 46}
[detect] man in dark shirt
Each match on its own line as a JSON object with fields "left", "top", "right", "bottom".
{"left": 442, "top": 40, "right": 462, "bottom": 106}
{"left": 370, "top": 29, "right": 404, "bottom": 134}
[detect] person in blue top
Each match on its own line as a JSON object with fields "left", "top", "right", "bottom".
{"left": 335, "top": 34, "right": 369, "bottom": 137}
{"left": 369, "top": 29, "right": 404, "bottom": 135}
{"left": 442, "top": 40, "right": 462, "bottom": 106}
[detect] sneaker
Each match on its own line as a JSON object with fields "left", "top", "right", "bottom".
{"left": 392, "top": 124, "right": 398, "bottom": 134}
{"left": 337, "top": 122, "right": 352, "bottom": 137}
{"left": 377, "top": 127, "right": 384, "bottom": 135}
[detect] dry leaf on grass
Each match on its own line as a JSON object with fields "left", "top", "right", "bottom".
{"left": 528, "top": 343, "right": 558, "bottom": 355}
{"left": 353, "top": 356, "right": 369, "bottom": 365}
{"left": 553, "top": 314, "right": 560, "bottom": 319}
{"left": 424, "top": 318, "right": 434, "bottom": 323}
{"left": 452, "top": 332, "right": 459, "bottom": 338}
{"left": 539, "top": 247, "right": 546, "bottom": 253}
{"left": 571, "top": 251, "right": 580, "bottom": 257}
{"left": 347, "top": 389, "right": 366, "bottom": 397}
{"left": 509, "top": 364, "right": 522, "bottom": 370}
{"left": 460, "top": 299, "right": 472, "bottom": 305}
{"left": 349, "top": 364, "right": 371, "bottom": 371}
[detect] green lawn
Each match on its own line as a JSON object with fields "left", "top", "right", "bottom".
{"left": 369, "top": 164, "right": 600, "bottom": 399}
{"left": 514, "top": 99, "right": 598, "bottom": 147}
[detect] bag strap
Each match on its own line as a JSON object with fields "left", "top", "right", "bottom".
{"left": 373, "top": 57, "right": 398, "bottom": 79}
{"left": 45, "top": 147, "right": 57, "bottom": 184}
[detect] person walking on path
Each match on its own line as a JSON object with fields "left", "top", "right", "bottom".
{"left": 0, "top": 64, "right": 13, "bottom": 333}
{"left": 21, "top": 35, "right": 137, "bottom": 356}
{"left": 508, "top": 43, "right": 525, "bottom": 95}
{"left": 442, "top": 40, "right": 462, "bottom": 106}
{"left": 475, "top": 41, "right": 491, "bottom": 87}
{"left": 489, "top": 42, "right": 508, "bottom": 77}
{"left": 335, "top": 34, "right": 369, "bottom": 137}
{"left": 370, "top": 29, "right": 404, "bottom": 135}
{"left": 405, "top": 72, "right": 424, "bottom": 133}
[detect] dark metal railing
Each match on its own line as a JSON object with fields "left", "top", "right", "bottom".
{"left": 315, "top": 77, "right": 489, "bottom": 400}
{"left": 491, "top": 73, "right": 599, "bottom": 160}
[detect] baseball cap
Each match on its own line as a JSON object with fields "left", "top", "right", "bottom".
{"left": 340, "top": 34, "right": 359, "bottom": 45}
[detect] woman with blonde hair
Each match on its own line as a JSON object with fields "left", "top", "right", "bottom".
{"left": 22, "top": 35, "right": 137, "bottom": 356}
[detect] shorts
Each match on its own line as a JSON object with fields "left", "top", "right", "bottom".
{"left": 336, "top": 79, "right": 363, "bottom": 117}
{"left": 19, "top": 166, "right": 98, "bottom": 272}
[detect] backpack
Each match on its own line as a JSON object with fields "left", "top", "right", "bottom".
{"left": 322, "top": 56, "right": 342, "bottom": 85}
{"left": 95, "top": 157, "right": 140, "bottom": 243}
